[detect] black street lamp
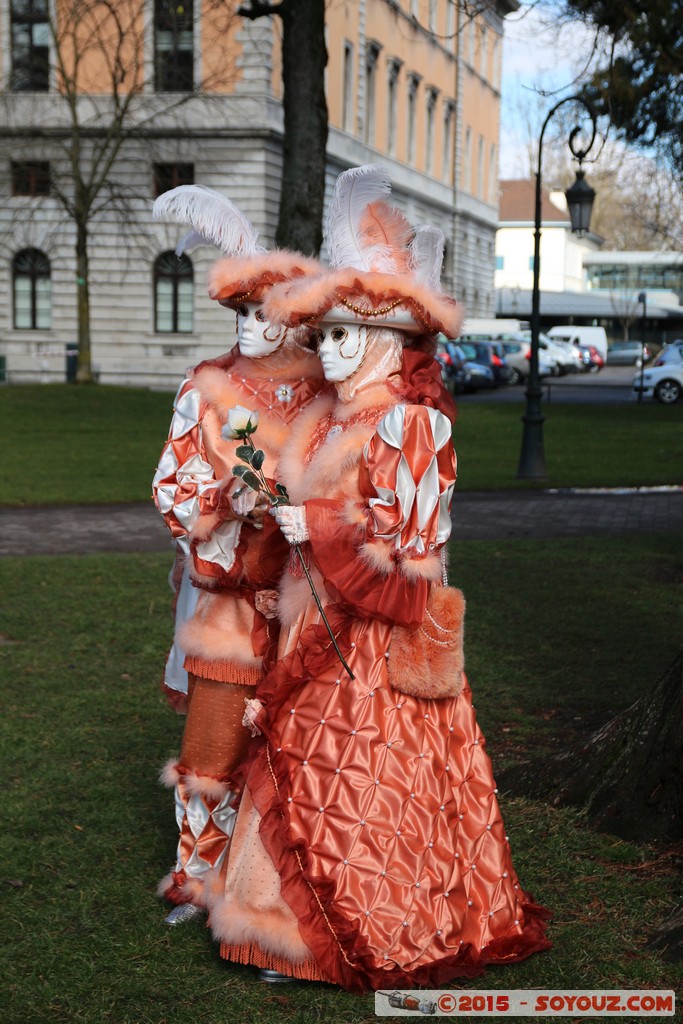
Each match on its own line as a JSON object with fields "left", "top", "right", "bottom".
{"left": 516, "top": 96, "right": 598, "bottom": 479}
{"left": 637, "top": 291, "right": 647, "bottom": 404}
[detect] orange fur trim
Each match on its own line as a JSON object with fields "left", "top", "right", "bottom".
{"left": 274, "top": 392, "right": 334, "bottom": 502}
{"left": 177, "top": 601, "right": 261, "bottom": 666}
{"left": 388, "top": 587, "right": 466, "bottom": 700}
{"left": 189, "top": 510, "right": 223, "bottom": 543}
{"left": 399, "top": 552, "right": 443, "bottom": 582}
{"left": 359, "top": 540, "right": 394, "bottom": 577}
{"left": 277, "top": 568, "right": 326, "bottom": 628}
{"left": 205, "top": 888, "right": 312, "bottom": 961}
{"left": 208, "top": 251, "right": 322, "bottom": 306}
{"left": 263, "top": 267, "right": 463, "bottom": 338}
{"left": 192, "top": 363, "right": 249, "bottom": 414}
{"left": 300, "top": 425, "right": 372, "bottom": 503}
{"left": 160, "top": 758, "right": 181, "bottom": 788}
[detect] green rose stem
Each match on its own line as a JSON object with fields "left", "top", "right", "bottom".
{"left": 232, "top": 424, "right": 355, "bottom": 680}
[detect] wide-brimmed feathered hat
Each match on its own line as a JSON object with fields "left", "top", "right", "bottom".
{"left": 263, "top": 165, "right": 463, "bottom": 337}
{"left": 153, "top": 185, "right": 321, "bottom": 311}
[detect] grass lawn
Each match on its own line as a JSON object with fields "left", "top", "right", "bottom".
{"left": 1, "top": 384, "right": 681, "bottom": 506}
{"left": 2, "top": 537, "right": 681, "bottom": 1023}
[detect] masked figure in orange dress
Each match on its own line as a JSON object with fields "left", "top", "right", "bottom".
{"left": 152, "top": 187, "right": 326, "bottom": 918}
{"left": 201, "top": 167, "right": 551, "bottom": 989}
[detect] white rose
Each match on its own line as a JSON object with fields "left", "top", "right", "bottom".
{"left": 221, "top": 405, "right": 259, "bottom": 440}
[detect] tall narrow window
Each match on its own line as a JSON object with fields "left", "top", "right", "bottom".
{"left": 342, "top": 41, "right": 354, "bottom": 133}
{"left": 364, "top": 42, "right": 381, "bottom": 145}
{"left": 467, "top": 18, "right": 476, "bottom": 65}
{"left": 446, "top": 1, "right": 456, "bottom": 52}
{"left": 13, "top": 248, "right": 51, "bottom": 329}
{"left": 153, "top": 163, "right": 194, "bottom": 197}
{"left": 407, "top": 74, "right": 420, "bottom": 164}
{"left": 492, "top": 37, "right": 501, "bottom": 89}
{"left": 425, "top": 88, "right": 438, "bottom": 174}
{"left": 488, "top": 143, "right": 497, "bottom": 202}
{"left": 154, "top": 0, "right": 194, "bottom": 92}
{"left": 11, "top": 161, "right": 51, "bottom": 196}
{"left": 462, "top": 127, "right": 472, "bottom": 190}
{"left": 480, "top": 25, "right": 488, "bottom": 78}
{"left": 429, "top": 0, "right": 437, "bottom": 32}
{"left": 477, "top": 135, "right": 484, "bottom": 198}
{"left": 386, "top": 59, "right": 401, "bottom": 156}
{"left": 154, "top": 252, "right": 193, "bottom": 333}
{"left": 10, "top": 0, "right": 49, "bottom": 91}
{"left": 442, "top": 103, "right": 455, "bottom": 183}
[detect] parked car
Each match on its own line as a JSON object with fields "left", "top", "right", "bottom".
{"left": 606, "top": 341, "right": 651, "bottom": 367}
{"left": 653, "top": 343, "right": 683, "bottom": 367}
{"left": 500, "top": 336, "right": 555, "bottom": 384}
{"left": 436, "top": 339, "right": 496, "bottom": 393}
{"left": 466, "top": 340, "right": 513, "bottom": 386}
{"left": 520, "top": 331, "right": 582, "bottom": 374}
{"left": 540, "top": 333, "right": 581, "bottom": 374}
{"left": 578, "top": 344, "right": 604, "bottom": 373}
{"left": 632, "top": 363, "right": 683, "bottom": 404}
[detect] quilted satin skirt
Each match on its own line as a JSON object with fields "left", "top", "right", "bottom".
{"left": 211, "top": 606, "right": 551, "bottom": 992}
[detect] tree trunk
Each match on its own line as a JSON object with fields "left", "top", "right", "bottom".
{"left": 75, "top": 221, "right": 94, "bottom": 384}
{"left": 275, "top": 0, "right": 328, "bottom": 255}
{"left": 498, "top": 651, "right": 683, "bottom": 844}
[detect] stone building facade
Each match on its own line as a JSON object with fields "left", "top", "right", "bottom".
{"left": 0, "top": 0, "right": 516, "bottom": 385}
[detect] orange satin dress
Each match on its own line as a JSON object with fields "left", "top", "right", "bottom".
{"left": 213, "top": 385, "right": 551, "bottom": 991}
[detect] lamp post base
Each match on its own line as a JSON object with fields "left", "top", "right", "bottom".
{"left": 516, "top": 412, "right": 547, "bottom": 479}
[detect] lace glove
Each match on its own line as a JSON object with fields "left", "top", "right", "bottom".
{"left": 270, "top": 505, "right": 309, "bottom": 544}
{"left": 226, "top": 478, "right": 268, "bottom": 520}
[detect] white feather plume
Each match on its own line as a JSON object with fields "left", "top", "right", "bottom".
{"left": 408, "top": 225, "right": 445, "bottom": 288}
{"left": 153, "top": 185, "right": 265, "bottom": 256}
{"left": 175, "top": 230, "right": 207, "bottom": 258}
{"left": 325, "top": 164, "right": 392, "bottom": 271}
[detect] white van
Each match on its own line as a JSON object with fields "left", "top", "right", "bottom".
{"left": 547, "top": 325, "right": 608, "bottom": 361}
{"left": 459, "top": 318, "right": 529, "bottom": 338}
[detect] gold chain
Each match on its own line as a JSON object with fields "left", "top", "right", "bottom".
{"left": 338, "top": 296, "right": 403, "bottom": 317}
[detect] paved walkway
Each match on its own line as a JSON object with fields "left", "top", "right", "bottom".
{"left": 1, "top": 488, "right": 682, "bottom": 557}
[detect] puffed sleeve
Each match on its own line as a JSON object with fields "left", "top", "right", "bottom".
{"left": 152, "top": 378, "right": 224, "bottom": 539}
{"left": 305, "top": 404, "right": 456, "bottom": 628}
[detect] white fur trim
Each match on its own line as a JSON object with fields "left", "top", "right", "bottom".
{"left": 160, "top": 758, "right": 181, "bottom": 788}
{"left": 157, "top": 870, "right": 176, "bottom": 898}
{"left": 183, "top": 771, "right": 231, "bottom": 801}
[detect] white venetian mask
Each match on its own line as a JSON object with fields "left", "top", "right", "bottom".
{"left": 317, "top": 322, "right": 368, "bottom": 381}
{"left": 236, "top": 301, "right": 286, "bottom": 358}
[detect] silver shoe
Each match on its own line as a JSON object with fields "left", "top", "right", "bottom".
{"left": 258, "top": 968, "right": 295, "bottom": 983}
{"left": 164, "top": 903, "right": 204, "bottom": 926}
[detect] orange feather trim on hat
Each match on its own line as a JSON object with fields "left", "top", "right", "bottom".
{"left": 208, "top": 251, "right": 322, "bottom": 309}
{"left": 262, "top": 266, "right": 463, "bottom": 339}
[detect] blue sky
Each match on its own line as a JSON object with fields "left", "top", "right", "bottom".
{"left": 499, "top": 4, "right": 600, "bottom": 176}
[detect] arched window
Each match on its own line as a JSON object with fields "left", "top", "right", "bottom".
{"left": 154, "top": 251, "right": 193, "bottom": 333}
{"left": 13, "top": 248, "right": 51, "bottom": 328}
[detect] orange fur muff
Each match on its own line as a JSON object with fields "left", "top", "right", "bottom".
{"left": 387, "top": 586, "right": 466, "bottom": 699}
